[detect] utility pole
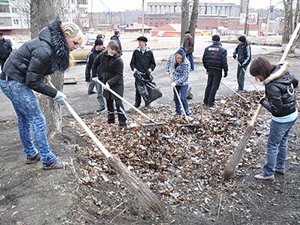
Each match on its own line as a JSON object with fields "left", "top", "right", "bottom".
{"left": 142, "top": 0, "right": 145, "bottom": 35}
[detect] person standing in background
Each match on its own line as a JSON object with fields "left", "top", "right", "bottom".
{"left": 85, "top": 38, "right": 106, "bottom": 112}
{"left": 183, "top": 30, "right": 194, "bottom": 71}
{"left": 110, "top": 30, "right": 122, "bottom": 55}
{"left": 130, "top": 36, "right": 156, "bottom": 108}
{"left": 0, "top": 33, "right": 12, "bottom": 70}
{"left": 202, "top": 34, "right": 228, "bottom": 108}
{"left": 233, "top": 35, "right": 251, "bottom": 92}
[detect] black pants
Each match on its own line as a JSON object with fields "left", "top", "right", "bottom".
{"left": 204, "top": 69, "right": 222, "bottom": 106}
{"left": 106, "top": 98, "right": 127, "bottom": 127}
{"left": 0, "top": 58, "right": 7, "bottom": 71}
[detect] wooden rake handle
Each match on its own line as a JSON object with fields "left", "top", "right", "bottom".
{"left": 95, "top": 79, "right": 154, "bottom": 123}
{"left": 166, "top": 72, "right": 189, "bottom": 121}
{"left": 46, "top": 79, "right": 112, "bottom": 158}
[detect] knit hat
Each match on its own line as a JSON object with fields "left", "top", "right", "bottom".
{"left": 94, "top": 38, "right": 103, "bottom": 46}
{"left": 137, "top": 36, "right": 148, "bottom": 42}
{"left": 185, "top": 30, "right": 190, "bottom": 34}
{"left": 212, "top": 34, "right": 220, "bottom": 42}
{"left": 175, "top": 47, "right": 186, "bottom": 59}
{"left": 114, "top": 30, "right": 120, "bottom": 35}
{"left": 238, "top": 35, "right": 247, "bottom": 43}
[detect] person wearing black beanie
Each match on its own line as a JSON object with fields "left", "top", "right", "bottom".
{"left": 202, "top": 34, "right": 228, "bottom": 108}
{"left": 233, "top": 35, "right": 251, "bottom": 92}
{"left": 85, "top": 37, "right": 106, "bottom": 112}
{"left": 183, "top": 30, "right": 194, "bottom": 71}
{"left": 166, "top": 47, "right": 191, "bottom": 118}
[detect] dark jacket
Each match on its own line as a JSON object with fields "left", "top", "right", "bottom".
{"left": 261, "top": 62, "right": 298, "bottom": 117}
{"left": 130, "top": 46, "right": 156, "bottom": 73}
{"left": 85, "top": 46, "right": 105, "bottom": 82}
{"left": 202, "top": 42, "right": 228, "bottom": 73}
{"left": 0, "top": 38, "right": 12, "bottom": 59}
{"left": 183, "top": 35, "right": 194, "bottom": 54}
{"left": 1, "top": 20, "right": 69, "bottom": 98}
{"left": 92, "top": 50, "right": 124, "bottom": 100}
{"left": 233, "top": 40, "right": 251, "bottom": 67}
{"left": 110, "top": 35, "right": 122, "bottom": 55}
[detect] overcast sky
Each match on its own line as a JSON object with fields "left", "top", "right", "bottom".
{"left": 90, "top": 0, "right": 283, "bottom": 12}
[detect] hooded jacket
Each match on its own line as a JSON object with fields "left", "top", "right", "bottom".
{"left": 92, "top": 50, "right": 124, "bottom": 100}
{"left": 261, "top": 62, "right": 298, "bottom": 117}
{"left": 166, "top": 52, "right": 190, "bottom": 86}
{"left": 233, "top": 40, "right": 251, "bottom": 67}
{"left": 1, "top": 20, "right": 69, "bottom": 98}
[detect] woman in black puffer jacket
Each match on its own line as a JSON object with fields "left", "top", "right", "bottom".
{"left": 0, "top": 20, "right": 84, "bottom": 170}
{"left": 250, "top": 57, "right": 298, "bottom": 180}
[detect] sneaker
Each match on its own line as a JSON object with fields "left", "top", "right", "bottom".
{"left": 186, "top": 116, "right": 193, "bottom": 121}
{"left": 42, "top": 160, "right": 68, "bottom": 170}
{"left": 88, "top": 91, "right": 97, "bottom": 95}
{"left": 254, "top": 173, "right": 275, "bottom": 180}
{"left": 275, "top": 168, "right": 285, "bottom": 175}
{"left": 26, "top": 153, "right": 41, "bottom": 164}
{"left": 96, "top": 107, "right": 105, "bottom": 112}
{"left": 133, "top": 104, "right": 140, "bottom": 108}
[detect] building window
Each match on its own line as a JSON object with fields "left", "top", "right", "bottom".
{"left": 0, "top": 5, "right": 9, "bottom": 13}
{"left": 13, "top": 19, "right": 19, "bottom": 25}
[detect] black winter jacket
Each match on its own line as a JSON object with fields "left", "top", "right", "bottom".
{"left": 202, "top": 42, "right": 228, "bottom": 73}
{"left": 130, "top": 47, "right": 156, "bottom": 73}
{"left": 85, "top": 46, "right": 105, "bottom": 82}
{"left": 262, "top": 62, "right": 298, "bottom": 117}
{"left": 92, "top": 50, "right": 124, "bottom": 100}
{"left": 110, "top": 35, "right": 122, "bottom": 55}
{"left": 2, "top": 20, "right": 69, "bottom": 98}
{"left": 0, "top": 38, "right": 12, "bottom": 59}
{"left": 233, "top": 40, "right": 251, "bottom": 67}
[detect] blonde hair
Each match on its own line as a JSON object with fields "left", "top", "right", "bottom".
{"left": 61, "top": 22, "right": 84, "bottom": 67}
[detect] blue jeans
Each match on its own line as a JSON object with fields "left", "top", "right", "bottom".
{"left": 186, "top": 53, "right": 194, "bottom": 71}
{"left": 95, "top": 81, "right": 105, "bottom": 109}
{"left": 236, "top": 65, "right": 248, "bottom": 91}
{"left": 0, "top": 80, "right": 57, "bottom": 163}
{"left": 263, "top": 118, "right": 297, "bottom": 176}
{"left": 173, "top": 85, "right": 189, "bottom": 116}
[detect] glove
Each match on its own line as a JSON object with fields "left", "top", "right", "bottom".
{"left": 233, "top": 55, "right": 236, "bottom": 59}
{"left": 171, "top": 82, "right": 176, "bottom": 87}
{"left": 53, "top": 91, "right": 67, "bottom": 105}
{"left": 148, "top": 68, "right": 152, "bottom": 73}
{"left": 133, "top": 68, "right": 137, "bottom": 73}
{"left": 44, "top": 75, "right": 51, "bottom": 82}
{"left": 223, "top": 72, "right": 228, "bottom": 78}
{"left": 241, "top": 63, "right": 246, "bottom": 68}
{"left": 259, "top": 98, "right": 268, "bottom": 105}
{"left": 103, "top": 82, "right": 110, "bottom": 90}
{"left": 166, "top": 72, "right": 170, "bottom": 76}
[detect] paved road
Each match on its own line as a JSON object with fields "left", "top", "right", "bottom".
{"left": 0, "top": 36, "right": 281, "bottom": 120}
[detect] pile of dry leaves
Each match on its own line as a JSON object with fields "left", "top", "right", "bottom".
{"left": 67, "top": 89, "right": 300, "bottom": 223}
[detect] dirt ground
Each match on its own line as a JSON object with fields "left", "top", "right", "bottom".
{"left": 0, "top": 38, "right": 300, "bottom": 225}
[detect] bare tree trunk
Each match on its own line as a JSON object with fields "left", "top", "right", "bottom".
{"left": 30, "top": 0, "right": 64, "bottom": 137}
{"left": 180, "top": 0, "right": 189, "bottom": 46}
{"left": 282, "top": 0, "right": 294, "bottom": 52}
{"left": 189, "top": 0, "right": 199, "bottom": 39}
{"left": 243, "top": 0, "right": 249, "bottom": 35}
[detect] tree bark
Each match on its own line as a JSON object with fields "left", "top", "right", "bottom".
{"left": 30, "top": 0, "right": 64, "bottom": 137}
{"left": 189, "top": 0, "right": 199, "bottom": 39}
{"left": 282, "top": 0, "right": 294, "bottom": 52}
{"left": 180, "top": 0, "right": 189, "bottom": 46}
